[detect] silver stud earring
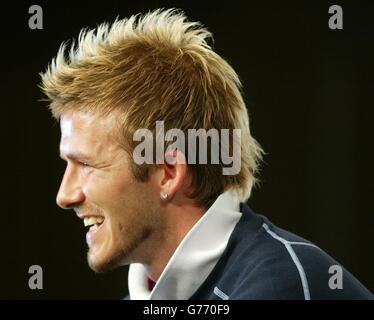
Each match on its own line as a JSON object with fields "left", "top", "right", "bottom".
{"left": 161, "top": 192, "right": 168, "bottom": 200}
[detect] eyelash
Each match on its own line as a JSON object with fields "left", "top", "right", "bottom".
{"left": 80, "top": 161, "right": 90, "bottom": 168}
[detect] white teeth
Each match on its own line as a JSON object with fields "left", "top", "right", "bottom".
{"left": 83, "top": 216, "right": 104, "bottom": 227}
{"left": 84, "top": 217, "right": 96, "bottom": 227}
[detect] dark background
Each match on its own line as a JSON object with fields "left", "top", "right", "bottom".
{"left": 1, "top": 1, "right": 373, "bottom": 299}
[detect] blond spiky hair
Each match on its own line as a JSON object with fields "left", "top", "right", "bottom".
{"left": 40, "top": 8, "right": 264, "bottom": 207}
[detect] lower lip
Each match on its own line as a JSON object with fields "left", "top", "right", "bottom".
{"left": 86, "top": 220, "right": 105, "bottom": 246}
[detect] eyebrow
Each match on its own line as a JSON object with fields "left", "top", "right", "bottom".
{"left": 59, "top": 151, "right": 94, "bottom": 163}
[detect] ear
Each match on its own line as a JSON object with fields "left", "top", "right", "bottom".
{"left": 157, "top": 149, "right": 188, "bottom": 201}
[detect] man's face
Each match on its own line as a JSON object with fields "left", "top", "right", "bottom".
{"left": 57, "top": 111, "right": 163, "bottom": 273}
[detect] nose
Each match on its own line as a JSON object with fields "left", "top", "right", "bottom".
{"left": 56, "top": 163, "right": 85, "bottom": 209}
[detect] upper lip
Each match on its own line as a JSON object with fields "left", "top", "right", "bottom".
{"left": 76, "top": 213, "right": 105, "bottom": 220}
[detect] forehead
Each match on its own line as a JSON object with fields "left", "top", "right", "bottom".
{"left": 59, "top": 111, "right": 117, "bottom": 156}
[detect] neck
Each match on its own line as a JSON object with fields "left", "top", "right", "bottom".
{"left": 146, "top": 202, "right": 206, "bottom": 281}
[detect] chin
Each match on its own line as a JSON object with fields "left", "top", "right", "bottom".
{"left": 86, "top": 225, "right": 152, "bottom": 273}
{"left": 87, "top": 248, "right": 123, "bottom": 273}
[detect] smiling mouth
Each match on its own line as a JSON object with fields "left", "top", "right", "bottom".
{"left": 84, "top": 216, "right": 105, "bottom": 245}
{"left": 84, "top": 216, "right": 104, "bottom": 228}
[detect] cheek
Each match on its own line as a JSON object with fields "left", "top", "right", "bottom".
{"left": 83, "top": 172, "right": 134, "bottom": 207}
{"left": 82, "top": 177, "right": 104, "bottom": 202}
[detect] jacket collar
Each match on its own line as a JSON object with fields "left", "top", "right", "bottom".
{"left": 128, "top": 190, "right": 242, "bottom": 300}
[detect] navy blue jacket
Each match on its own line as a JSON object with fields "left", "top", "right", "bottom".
{"left": 190, "top": 203, "right": 373, "bottom": 300}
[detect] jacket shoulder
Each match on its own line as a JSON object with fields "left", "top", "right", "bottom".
{"left": 192, "top": 205, "right": 374, "bottom": 300}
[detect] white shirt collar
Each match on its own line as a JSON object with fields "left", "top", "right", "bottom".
{"left": 128, "top": 189, "right": 242, "bottom": 300}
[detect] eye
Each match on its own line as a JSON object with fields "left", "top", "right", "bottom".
{"left": 79, "top": 161, "right": 92, "bottom": 170}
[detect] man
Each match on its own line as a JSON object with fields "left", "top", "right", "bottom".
{"left": 40, "top": 9, "right": 373, "bottom": 299}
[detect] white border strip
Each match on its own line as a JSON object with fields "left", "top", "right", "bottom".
{"left": 262, "top": 223, "right": 312, "bottom": 300}
{"left": 213, "top": 286, "right": 230, "bottom": 300}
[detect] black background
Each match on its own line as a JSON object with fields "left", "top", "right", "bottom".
{"left": 1, "top": 1, "right": 373, "bottom": 299}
